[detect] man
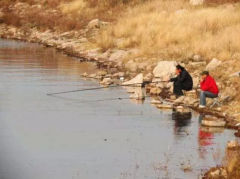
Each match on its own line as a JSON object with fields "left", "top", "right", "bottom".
{"left": 199, "top": 71, "right": 219, "bottom": 108}
{"left": 170, "top": 65, "right": 193, "bottom": 97}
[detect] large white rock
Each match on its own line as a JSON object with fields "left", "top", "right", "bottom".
{"left": 189, "top": 0, "right": 204, "bottom": 6}
{"left": 206, "top": 58, "right": 222, "bottom": 70}
{"left": 153, "top": 61, "right": 177, "bottom": 78}
{"left": 123, "top": 73, "right": 143, "bottom": 87}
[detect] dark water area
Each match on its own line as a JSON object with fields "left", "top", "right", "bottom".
{"left": 0, "top": 39, "right": 237, "bottom": 179}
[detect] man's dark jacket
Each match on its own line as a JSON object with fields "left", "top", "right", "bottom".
{"left": 170, "top": 69, "right": 193, "bottom": 90}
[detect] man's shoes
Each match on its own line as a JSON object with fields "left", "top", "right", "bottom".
{"left": 199, "top": 105, "right": 206, "bottom": 109}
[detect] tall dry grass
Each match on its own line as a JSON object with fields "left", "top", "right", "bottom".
{"left": 59, "top": 0, "right": 87, "bottom": 14}
{"left": 95, "top": 0, "right": 240, "bottom": 62}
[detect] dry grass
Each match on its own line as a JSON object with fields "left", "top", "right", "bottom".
{"left": 95, "top": 0, "right": 240, "bottom": 62}
{"left": 59, "top": 0, "right": 87, "bottom": 14}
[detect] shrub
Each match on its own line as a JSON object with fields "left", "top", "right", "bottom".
{"left": 2, "top": 13, "right": 21, "bottom": 27}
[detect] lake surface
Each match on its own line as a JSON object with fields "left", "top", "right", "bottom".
{"left": 0, "top": 39, "right": 237, "bottom": 179}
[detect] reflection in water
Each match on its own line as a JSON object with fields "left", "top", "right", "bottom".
{"left": 172, "top": 110, "right": 192, "bottom": 136}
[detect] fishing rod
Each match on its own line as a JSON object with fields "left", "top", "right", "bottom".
{"left": 66, "top": 97, "right": 132, "bottom": 105}
{"left": 47, "top": 81, "right": 168, "bottom": 96}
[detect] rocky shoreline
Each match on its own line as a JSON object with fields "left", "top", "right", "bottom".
{"left": 0, "top": 23, "right": 239, "bottom": 131}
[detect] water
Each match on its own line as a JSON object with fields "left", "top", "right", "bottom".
{"left": 0, "top": 39, "right": 236, "bottom": 179}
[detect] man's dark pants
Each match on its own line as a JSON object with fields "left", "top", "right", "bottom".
{"left": 173, "top": 82, "right": 192, "bottom": 96}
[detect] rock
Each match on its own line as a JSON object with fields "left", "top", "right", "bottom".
{"left": 176, "top": 106, "right": 191, "bottom": 113}
{"left": 184, "top": 90, "right": 197, "bottom": 97}
{"left": 81, "top": 72, "right": 88, "bottom": 77}
{"left": 193, "top": 77, "right": 200, "bottom": 89}
{"left": 109, "top": 68, "right": 118, "bottom": 74}
{"left": 88, "top": 74, "right": 97, "bottom": 78}
{"left": 150, "top": 87, "right": 162, "bottom": 95}
{"left": 153, "top": 61, "right": 177, "bottom": 78}
{"left": 174, "top": 96, "right": 199, "bottom": 106}
{"left": 206, "top": 58, "right": 222, "bottom": 70}
{"left": 208, "top": 168, "right": 228, "bottom": 179}
{"left": 227, "top": 140, "right": 240, "bottom": 150}
{"left": 100, "top": 78, "right": 113, "bottom": 85}
{"left": 112, "top": 73, "right": 119, "bottom": 78}
{"left": 105, "top": 74, "right": 112, "bottom": 78}
{"left": 157, "top": 104, "right": 173, "bottom": 109}
{"left": 97, "top": 70, "right": 108, "bottom": 76}
{"left": 230, "top": 71, "right": 240, "bottom": 77}
{"left": 202, "top": 117, "right": 226, "bottom": 127}
{"left": 125, "top": 60, "right": 138, "bottom": 72}
{"left": 138, "top": 62, "right": 148, "bottom": 70}
{"left": 192, "top": 54, "right": 203, "bottom": 62}
{"left": 174, "top": 96, "right": 185, "bottom": 105}
{"left": 96, "top": 51, "right": 109, "bottom": 60}
{"left": 156, "top": 82, "right": 165, "bottom": 89}
{"left": 189, "top": 0, "right": 204, "bottom": 6}
{"left": 165, "top": 82, "right": 173, "bottom": 89}
{"left": 190, "top": 61, "right": 207, "bottom": 66}
{"left": 109, "top": 50, "right": 128, "bottom": 62}
{"left": 151, "top": 99, "right": 163, "bottom": 104}
{"left": 146, "top": 73, "right": 153, "bottom": 79}
{"left": 123, "top": 73, "right": 143, "bottom": 87}
{"left": 118, "top": 72, "right": 125, "bottom": 77}
{"left": 88, "top": 19, "right": 104, "bottom": 29}
{"left": 130, "top": 88, "right": 145, "bottom": 100}
{"left": 201, "top": 126, "right": 224, "bottom": 133}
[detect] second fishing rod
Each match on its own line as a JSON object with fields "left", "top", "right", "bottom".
{"left": 47, "top": 80, "right": 168, "bottom": 96}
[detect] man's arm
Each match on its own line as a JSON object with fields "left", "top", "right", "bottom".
{"left": 170, "top": 77, "right": 177, "bottom": 82}
{"left": 176, "top": 71, "right": 187, "bottom": 83}
{"left": 200, "top": 78, "right": 211, "bottom": 91}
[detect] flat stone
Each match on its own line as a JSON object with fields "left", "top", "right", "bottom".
{"left": 202, "top": 118, "right": 226, "bottom": 127}
{"left": 88, "top": 74, "right": 97, "bottom": 78}
{"left": 151, "top": 99, "right": 163, "bottom": 104}
{"left": 157, "top": 104, "right": 173, "bottom": 109}
{"left": 81, "top": 72, "right": 88, "bottom": 77}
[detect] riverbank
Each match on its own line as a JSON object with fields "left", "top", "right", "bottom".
{"left": 0, "top": 21, "right": 239, "bottom": 127}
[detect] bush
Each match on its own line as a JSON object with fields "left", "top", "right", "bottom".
{"left": 2, "top": 13, "right": 21, "bottom": 27}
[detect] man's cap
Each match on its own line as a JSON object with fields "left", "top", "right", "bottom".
{"left": 200, "top": 71, "right": 209, "bottom": 76}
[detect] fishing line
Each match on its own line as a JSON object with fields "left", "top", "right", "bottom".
{"left": 46, "top": 81, "right": 167, "bottom": 96}
{"left": 66, "top": 95, "right": 154, "bottom": 105}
